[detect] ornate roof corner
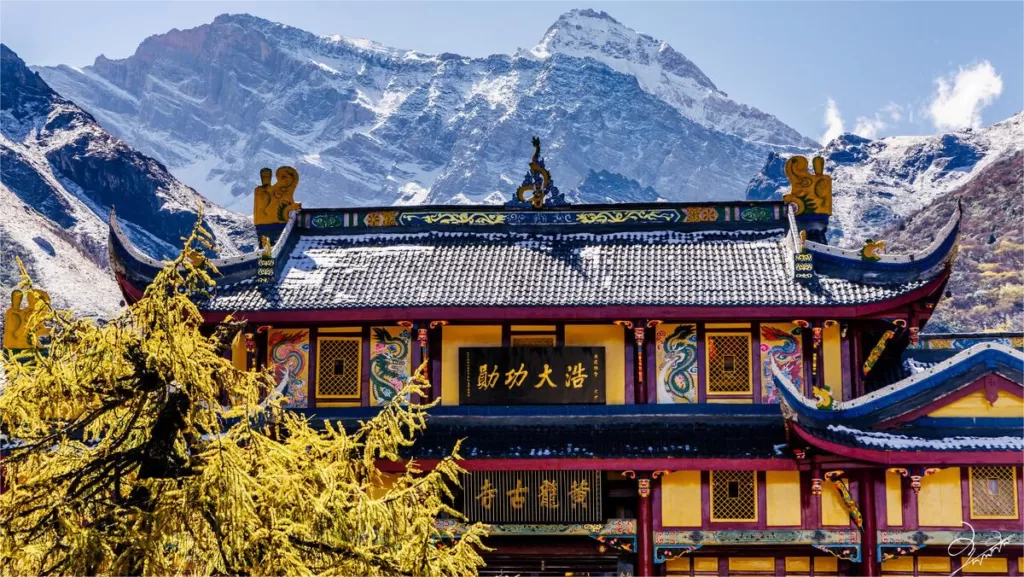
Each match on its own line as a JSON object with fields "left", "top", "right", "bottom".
{"left": 775, "top": 343, "right": 1023, "bottom": 462}
{"left": 507, "top": 136, "right": 568, "bottom": 209}
{"left": 108, "top": 208, "right": 302, "bottom": 304}
{"left": 802, "top": 202, "right": 962, "bottom": 286}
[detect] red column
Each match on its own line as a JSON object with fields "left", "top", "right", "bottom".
{"left": 860, "top": 469, "right": 880, "bottom": 577}
{"left": 634, "top": 324, "right": 648, "bottom": 404}
{"left": 637, "top": 475, "right": 653, "bottom": 576}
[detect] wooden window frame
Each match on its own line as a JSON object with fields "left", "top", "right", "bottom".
{"left": 968, "top": 466, "right": 1019, "bottom": 520}
{"left": 315, "top": 335, "right": 363, "bottom": 407}
{"left": 709, "top": 470, "right": 758, "bottom": 523}
{"left": 704, "top": 331, "right": 753, "bottom": 397}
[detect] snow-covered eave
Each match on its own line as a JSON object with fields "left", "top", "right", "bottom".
{"left": 108, "top": 208, "right": 297, "bottom": 289}
{"left": 776, "top": 343, "right": 1024, "bottom": 427}
{"left": 806, "top": 204, "right": 961, "bottom": 266}
{"left": 788, "top": 421, "right": 1024, "bottom": 465}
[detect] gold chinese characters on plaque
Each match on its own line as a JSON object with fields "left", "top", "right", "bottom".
{"left": 464, "top": 470, "right": 602, "bottom": 523}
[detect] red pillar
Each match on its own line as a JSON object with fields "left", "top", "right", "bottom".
{"left": 637, "top": 475, "right": 653, "bottom": 576}
{"left": 860, "top": 470, "right": 880, "bottom": 577}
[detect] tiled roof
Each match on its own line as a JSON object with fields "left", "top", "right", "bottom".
{"left": 311, "top": 408, "right": 790, "bottom": 460}
{"left": 198, "top": 229, "right": 927, "bottom": 311}
{"left": 819, "top": 424, "right": 1023, "bottom": 452}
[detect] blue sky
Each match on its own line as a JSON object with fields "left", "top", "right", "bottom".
{"left": 2, "top": 1, "right": 1021, "bottom": 142}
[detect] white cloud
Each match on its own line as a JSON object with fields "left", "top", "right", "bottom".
{"left": 881, "top": 102, "right": 903, "bottom": 122}
{"left": 853, "top": 114, "right": 887, "bottom": 139}
{"left": 928, "top": 61, "right": 1003, "bottom": 131}
{"left": 821, "top": 97, "right": 845, "bottom": 145}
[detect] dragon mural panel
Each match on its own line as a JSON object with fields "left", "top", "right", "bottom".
{"left": 267, "top": 328, "right": 310, "bottom": 408}
{"left": 759, "top": 323, "right": 803, "bottom": 403}
{"left": 370, "top": 326, "right": 412, "bottom": 405}
{"left": 656, "top": 323, "right": 698, "bottom": 404}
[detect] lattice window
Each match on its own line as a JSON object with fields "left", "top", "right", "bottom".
{"left": 706, "top": 333, "right": 752, "bottom": 394}
{"left": 969, "top": 466, "right": 1018, "bottom": 519}
{"left": 511, "top": 335, "right": 556, "bottom": 347}
{"left": 710, "top": 471, "right": 757, "bottom": 521}
{"left": 317, "top": 337, "right": 361, "bottom": 400}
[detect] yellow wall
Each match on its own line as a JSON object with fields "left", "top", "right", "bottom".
{"left": 693, "top": 558, "right": 717, "bottom": 573}
{"left": 441, "top": 325, "right": 502, "bottom": 406}
{"left": 766, "top": 471, "right": 801, "bottom": 526}
{"left": 881, "top": 556, "right": 913, "bottom": 573}
{"left": 729, "top": 558, "right": 774, "bottom": 571}
{"left": 928, "top": 389, "right": 1024, "bottom": 418}
{"left": 822, "top": 321, "right": 843, "bottom": 399}
{"left": 815, "top": 556, "right": 838, "bottom": 573}
{"left": 918, "top": 557, "right": 951, "bottom": 573}
{"left": 821, "top": 478, "right": 851, "bottom": 526}
{"left": 959, "top": 557, "right": 1008, "bottom": 573}
{"left": 665, "top": 558, "right": 689, "bottom": 573}
{"left": 886, "top": 470, "right": 903, "bottom": 527}
{"left": 786, "top": 557, "right": 810, "bottom": 572}
{"left": 661, "top": 471, "right": 702, "bottom": 527}
{"left": 918, "top": 467, "right": 963, "bottom": 527}
{"left": 565, "top": 324, "right": 625, "bottom": 405}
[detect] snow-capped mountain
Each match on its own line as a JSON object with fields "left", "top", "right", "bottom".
{"left": 746, "top": 112, "right": 1024, "bottom": 247}
{"left": 0, "top": 44, "right": 254, "bottom": 317}
{"left": 883, "top": 151, "right": 1022, "bottom": 332}
{"left": 35, "top": 10, "right": 813, "bottom": 212}
{"left": 529, "top": 10, "right": 817, "bottom": 148}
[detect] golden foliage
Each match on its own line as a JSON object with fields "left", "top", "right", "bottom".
{"left": 0, "top": 216, "right": 486, "bottom": 576}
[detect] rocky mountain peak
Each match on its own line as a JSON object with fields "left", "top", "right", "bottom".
{"left": 532, "top": 8, "right": 719, "bottom": 94}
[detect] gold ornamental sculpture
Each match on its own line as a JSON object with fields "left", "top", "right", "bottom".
{"left": 784, "top": 155, "right": 833, "bottom": 216}
{"left": 3, "top": 287, "right": 51, "bottom": 350}
{"left": 253, "top": 166, "right": 301, "bottom": 225}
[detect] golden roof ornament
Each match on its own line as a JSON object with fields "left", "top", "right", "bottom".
{"left": 253, "top": 166, "right": 301, "bottom": 225}
{"left": 860, "top": 239, "right": 885, "bottom": 261}
{"left": 512, "top": 136, "right": 568, "bottom": 209}
{"left": 3, "top": 287, "right": 51, "bottom": 350}
{"left": 784, "top": 156, "right": 832, "bottom": 216}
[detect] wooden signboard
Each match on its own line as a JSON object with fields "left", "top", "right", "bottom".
{"left": 459, "top": 347, "right": 605, "bottom": 405}
{"left": 462, "top": 470, "right": 603, "bottom": 523}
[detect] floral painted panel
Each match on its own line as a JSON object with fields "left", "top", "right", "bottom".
{"left": 759, "top": 323, "right": 803, "bottom": 403}
{"left": 656, "top": 323, "right": 698, "bottom": 403}
{"left": 267, "top": 328, "right": 310, "bottom": 408}
{"left": 370, "top": 326, "right": 412, "bottom": 405}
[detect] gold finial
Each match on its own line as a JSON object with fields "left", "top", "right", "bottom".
{"left": 515, "top": 136, "right": 553, "bottom": 209}
{"left": 253, "top": 166, "right": 302, "bottom": 225}
{"left": 3, "top": 288, "right": 51, "bottom": 350}
{"left": 260, "top": 235, "right": 273, "bottom": 257}
{"left": 784, "top": 156, "right": 832, "bottom": 216}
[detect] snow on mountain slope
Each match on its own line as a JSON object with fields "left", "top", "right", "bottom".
{"left": 746, "top": 112, "right": 1024, "bottom": 247}
{"left": 529, "top": 9, "right": 817, "bottom": 148}
{"left": 1, "top": 44, "right": 255, "bottom": 317}
{"left": 0, "top": 182, "right": 121, "bottom": 317}
{"left": 35, "top": 11, "right": 813, "bottom": 211}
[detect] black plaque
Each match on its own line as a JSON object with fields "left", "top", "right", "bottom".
{"left": 459, "top": 347, "right": 605, "bottom": 405}
{"left": 462, "top": 470, "right": 603, "bottom": 523}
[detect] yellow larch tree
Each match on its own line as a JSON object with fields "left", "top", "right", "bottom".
{"left": 0, "top": 220, "right": 487, "bottom": 576}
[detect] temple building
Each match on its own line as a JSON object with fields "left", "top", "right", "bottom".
{"left": 101, "top": 140, "right": 1024, "bottom": 576}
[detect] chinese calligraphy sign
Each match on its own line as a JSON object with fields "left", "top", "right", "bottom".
{"left": 460, "top": 347, "right": 606, "bottom": 405}
{"left": 463, "top": 470, "right": 603, "bottom": 523}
